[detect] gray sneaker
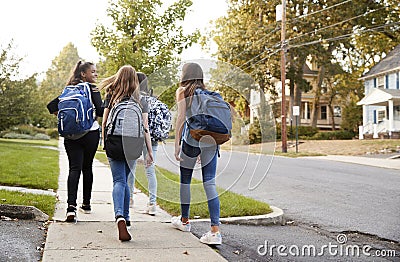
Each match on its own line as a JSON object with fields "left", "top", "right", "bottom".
{"left": 147, "top": 203, "right": 157, "bottom": 216}
{"left": 171, "top": 215, "right": 191, "bottom": 232}
{"left": 200, "top": 231, "right": 222, "bottom": 245}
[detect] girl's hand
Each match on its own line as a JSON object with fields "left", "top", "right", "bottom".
{"left": 145, "top": 152, "right": 154, "bottom": 167}
{"left": 174, "top": 143, "right": 182, "bottom": 161}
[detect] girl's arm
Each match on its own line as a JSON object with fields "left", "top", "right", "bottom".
{"left": 142, "top": 112, "right": 153, "bottom": 166}
{"left": 174, "top": 87, "right": 186, "bottom": 161}
{"left": 102, "top": 108, "right": 110, "bottom": 148}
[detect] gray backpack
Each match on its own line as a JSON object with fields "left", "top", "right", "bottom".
{"left": 105, "top": 98, "right": 144, "bottom": 160}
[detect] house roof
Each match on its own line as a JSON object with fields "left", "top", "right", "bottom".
{"left": 303, "top": 63, "right": 318, "bottom": 76}
{"left": 357, "top": 88, "right": 400, "bottom": 106}
{"left": 360, "top": 45, "right": 400, "bottom": 80}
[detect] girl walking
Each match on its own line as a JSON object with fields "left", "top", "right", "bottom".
{"left": 47, "top": 61, "right": 103, "bottom": 222}
{"left": 100, "top": 65, "right": 153, "bottom": 241}
{"left": 172, "top": 62, "right": 222, "bottom": 245}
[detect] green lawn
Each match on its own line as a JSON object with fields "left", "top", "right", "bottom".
{"left": 0, "top": 139, "right": 59, "bottom": 190}
{"left": 95, "top": 153, "right": 273, "bottom": 219}
{"left": 0, "top": 138, "right": 59, "bottom": 218}
{"left": 0, "top": 190, "right": 56, "bottom": 218}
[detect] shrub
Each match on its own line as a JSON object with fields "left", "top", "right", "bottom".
{"left": 311, "top": 130, "right": 355, "bottom": 140}
{"left": 33, "top": 133, "right": 50, "bottom": 140}
{"left": 3, "top": 133, "right": 33, "bottom": 139}
{"left": 277, "top": 124, "right": 318, "bottom": 140}
{"left": 46, "top": 128, "right": 59, "bottom": 139}
{"left": 248, "top": 118, "right": 261, "bottom": 144}
{"left": 248, "top": 118, "right": 276, "bottom": 144}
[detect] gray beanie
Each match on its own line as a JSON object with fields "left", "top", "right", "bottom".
{"left": 181, "top": 63, "right": 203, "bottom": 82}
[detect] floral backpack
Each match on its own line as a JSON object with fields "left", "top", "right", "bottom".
{"left": 143, "top": 95, "right": 172, "bottom": 142}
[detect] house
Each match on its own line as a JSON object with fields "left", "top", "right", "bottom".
{"left": 250, "top": 61, "right": 342, "bottom": 129}
{"left": 357, "top": 45, "right": 400, "bottom": 139}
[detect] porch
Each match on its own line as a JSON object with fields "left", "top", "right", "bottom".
{"left": 357, "top": 89, "right": 400, "bottom": 139}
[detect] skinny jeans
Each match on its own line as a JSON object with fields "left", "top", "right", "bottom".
{"left": 128, "top": 143, "right": 158, "bottom": 205}
{"left": 64, "top": 130, "right": 99, "bottom": 207}
{"left": 108, "top": 157, "right": 136, "bottom": 221}
{"left": 180, "top": 141, "right": 220, "bottom": 226}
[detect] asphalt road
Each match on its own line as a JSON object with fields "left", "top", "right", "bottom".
{"left": 156, "top": 143, "right": 400, "bottom": 261}
{"left": 0, "top": 219, "right": 46, "bottom": 262}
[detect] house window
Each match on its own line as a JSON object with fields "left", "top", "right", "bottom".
{"left": 397, "top": 72, "right": 399, "bottom": 89}
{"left": 377, "top": 109, "right": 386, "bottom": 122}
{"left": 302, "top": 102, "right": 311, "bottom": 119}
{"left": 377, "top": 76, "right": 385, "bottom": 89}
{"left": 320, "top": 105, "right": 327, "bottom": 120}
{"left": 394, "top": 105, "right": 400, "bottom": 119}
{"left": 333, "top": 106, "right": 341, "bottom": 117}
{"left": 386, "top": 75, "right": 389, "bottom": 89}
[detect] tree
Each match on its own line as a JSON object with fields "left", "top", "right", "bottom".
{"left": 211, "top": 0, "right": 400, "bottom": 132}
{"left": 0, "top": 42, "right": 40, "bottom": 130}
{"left": 37, "top": 43, "right": 82, "bottom": 128}
{"left": 40, "top": 43, "right": 81, "bottom": 98}
{"left": 91, "top": 0, "right": 200, "bottom": 78}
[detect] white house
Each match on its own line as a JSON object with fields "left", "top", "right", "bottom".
{"left": 357, "top": 45, "right": 400, "bottom": 139}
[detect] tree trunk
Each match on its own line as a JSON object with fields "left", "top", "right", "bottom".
{"left": 328, "top": 104, "right": 336, "bottom": 130}
{"left": 311, "top": 65, "right": 326, "bottom": 128}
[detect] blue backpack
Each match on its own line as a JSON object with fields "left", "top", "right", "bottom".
{"left": 186, "top": 88, "right": 232, "bottom": 145}
{"left": 58, "top": 82, "right": 94, "bottom": 139}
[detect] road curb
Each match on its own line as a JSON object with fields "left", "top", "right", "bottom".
{"left": 190, "top": 206, "right": 285, "bottom": 226}
{"left": 0, "top": 204, "right": 49, "bottom": 221}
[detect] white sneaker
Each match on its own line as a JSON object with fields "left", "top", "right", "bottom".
{"left": 171, "top": 216, "right": 191, "bottom": 232}
{"left": 200, "top": 231, "right": 222, "bottom": 245}
{"left": 147, "top": 203, "right": 157, "bottom": 216}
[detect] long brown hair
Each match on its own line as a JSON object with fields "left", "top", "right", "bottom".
{"left": 99, "top": 65, "right": 140, "bottom": 107}
{"left": 67, "top": 61, "right": 94, "bottom": 85}
{"left": 180, "top": 63, "right": 205, "bottom": 106}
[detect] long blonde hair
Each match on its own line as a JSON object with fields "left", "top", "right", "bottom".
{"left": 99, "top": 65, "right": 140, "bottom": 107}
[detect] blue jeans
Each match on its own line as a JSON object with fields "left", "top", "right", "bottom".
{"left": 127, "top": 144, "right": 158, "bottom": 205}
{"left": 108, "top": 157, "right": 136, "bottom": 221}
{"left": 180, "top": 141, "right": 220, "bottom": 226}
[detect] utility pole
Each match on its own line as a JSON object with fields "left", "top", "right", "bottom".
{"left": 279, "top": 0, "right": 287, "bottom": 153}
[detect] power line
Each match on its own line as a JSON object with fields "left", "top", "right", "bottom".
{"left": 237, "top": 21, "right": 398, "bottom": 74}
{"left": 239, "top": 42, "right": 281, "bottom": 70}
{"left": 288, "top": 22, "right": 400, "bottom": 49}
{"left": 287, "top": 0, "right": 353, "bottom": 24}
{"left": 233, "top": 0, "right": 354, "bottom": 65}
{"left": 241, "top": 48, "right": 281, "bottom": 72}
{"left": 237, "top": 6, "right": 390, "bottom": 71}
{"left": 287, "top": 6, "right": 386, "bottom": 44}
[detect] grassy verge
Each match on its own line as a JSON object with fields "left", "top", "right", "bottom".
{"left": 95, "top": 154, "right": 272, "bottom": 218}
{"left": 0, "top": 138, "right": 59, "bottom": 218}
{"left": 0, "top": 139, "right": 59, "bottom": 190}
{"left": 0, "top": 190, "right": 56, "bottom": 218}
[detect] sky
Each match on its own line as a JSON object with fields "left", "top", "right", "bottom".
{"left": 0, "top": 0, "right": 228, "bottom": 79}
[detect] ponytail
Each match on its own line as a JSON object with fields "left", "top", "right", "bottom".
{"left": 67, "top": 61, "right": 94, "bottom": 85}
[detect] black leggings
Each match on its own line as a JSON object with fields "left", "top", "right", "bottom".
{"left": 64, "top": 130, "right": 100, "bottom": 207}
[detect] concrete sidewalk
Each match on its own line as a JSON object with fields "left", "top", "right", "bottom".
{"left": 308, "top": 154, "right": 400, "bottom": 170}
{"left": 42, "top": 140, "right": 227, "bottom": 262}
